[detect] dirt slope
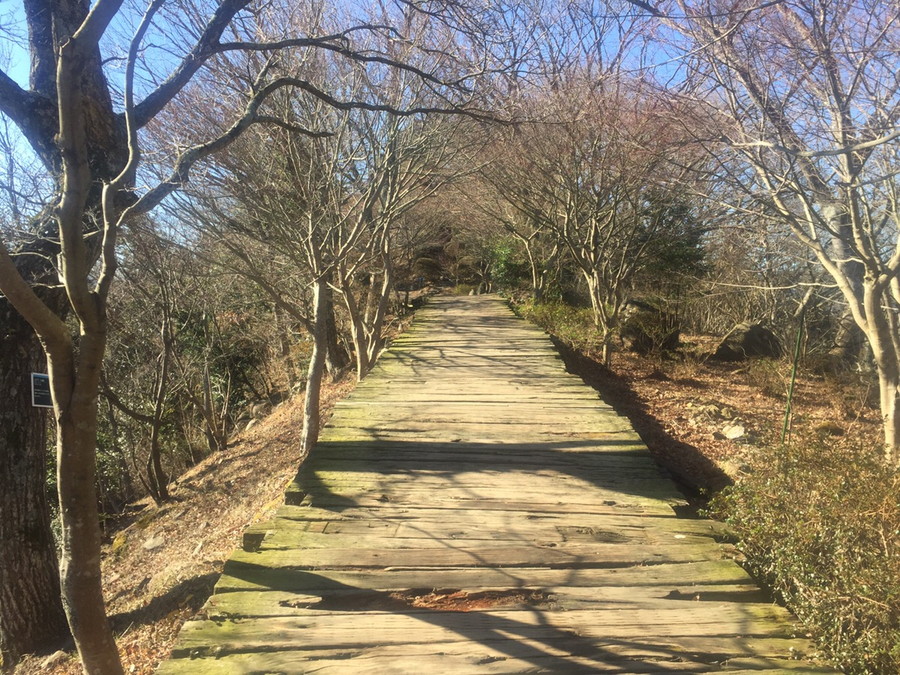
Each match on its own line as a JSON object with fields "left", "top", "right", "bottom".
{"left": 17, "top": 375, "right": 354, "bottom": 674}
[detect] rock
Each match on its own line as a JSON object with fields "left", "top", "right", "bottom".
{"left": 721, "top": 424, "right": 745, "bottom": 440}
{"left": 42, "top": 651, "right": 68, "bottom": 669}
{"left": 143, "top": 535, "right": 165, "bottom": 550}
{"left": 717, "top": 459, "right": 752, "bottom": 478}
{"left": 619, "top": 300, "right": 680, "bottom": 354}
{"left": 712, "top": 323, "right": 783, "bottom": 361}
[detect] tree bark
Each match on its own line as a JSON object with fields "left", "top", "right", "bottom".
{"left": 273, "top": 304, "right": 297, "bottom": 386}
{"left": 828, "top": 307, "right": 866, "bottom": 369}
{"left": 322, "top": 283, "right": 348, "bottom": 378}
{"left": 876, "top": 368, "right": 899, "bottom": 466}
{"left": 0, "top": 0, "right": 127, "bottom": 664}
{"left": 827, "top": 214, "right": 866, "bottom": 369}
{"left": 584, "top": 271, "right": 613, "bottom": 366}
{"left": 300, "top": 276, "right": 329, "bottom": 456}
{"left": 52, "top": 331, "right": 123, "bottom": 675}
{"left": 0, "top": 309, "right": 70, "bottom": 666}
{"left": 864, "top": 285, "right": 900, "bottom": 466}
{"left": 528, "top": 251, "right": 545, "bottom": 302}
{"left": 146, "top": 331, "right": 171, "bottom": 503}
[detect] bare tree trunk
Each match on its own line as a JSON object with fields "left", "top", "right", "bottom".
{"left": 829, "top": 308, "right": 866, "bottom": 368}
{"left": 828, "top": 214, "right": 866, "bottom": 369}
{"left": 0, "top": 312, "right": 70, "bottom": 665}
{"left": 104, "top": 398, "right": 133, "bottom": 510}
{"left": 876, "top": 369, "right": 899, "bottom": 466}
{"left": 583, "top": 271, "right": 613, "bottom": 366}
{"left": 340, "top": 252, "right": 393, "bottom": 381}
{"left": 367, "top": 266, "right": 393, "bottom": 362}
{"left": 147, "top": 412, "right": 169, "bottom": 506}
{"left": 530, "top": 262, "right": 544, "bottom": 302}
{"left": 865, "top": 287, "right": 900, "bottom": 466}
{"left": 146, "top": 336, "right": 171, "bottom": 503}
{"left": 300, "top": 276, "right": 329, "bottom": 456}
{"left": 341, "top": 276, "right": 373, "bottom": 381}
{"left": 322, "top": 284, "right": 348, "bottom": 378}
{"left": 52, "top": 332, "right": 124, "bottom": 675}
{"left": 522, "top": 242, "right": 544, "bottom": 301}
{"left": 200, "top": 364, "right": 228, "bottom": 454}
{"left": 273, "top": 304, "right": 297, "bottom": 386}
{"left": 346, "top": 295, "right": 370, "bottom": 380}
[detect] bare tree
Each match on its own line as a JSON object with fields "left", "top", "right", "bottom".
{"left": 482, "top": 76, "right": 699, "bottom": 362}
{"left": 473, "top": 149, "right": 561, "bottom": 301}
{"left": 640, "top": 0, "right": 900, "bottom": 463}
{"left": 103, "top": 228, "right": 181, "bottom": 504}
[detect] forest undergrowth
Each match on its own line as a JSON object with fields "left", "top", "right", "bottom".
{"left": 517, "top": 298, "right": 899, "bottom": 674}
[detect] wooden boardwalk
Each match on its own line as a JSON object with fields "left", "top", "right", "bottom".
{"left": 161, "top": 295, "right": 833, "bottom": 674}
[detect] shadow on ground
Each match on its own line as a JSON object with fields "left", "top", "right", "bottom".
{"left": 550, "top": 337, "right": 732, "bottom": 497}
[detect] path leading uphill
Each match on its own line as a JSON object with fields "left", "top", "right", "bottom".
{"left": 160, "top": 295, "right": 833, "bottom": 673}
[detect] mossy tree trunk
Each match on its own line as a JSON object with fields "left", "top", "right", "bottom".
{"left": 0, "top": 314, "right": 69, "bottom": 665}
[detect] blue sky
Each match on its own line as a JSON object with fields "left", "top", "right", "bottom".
{"left": 0, "top": 1, "right": 29, "bottom": 87}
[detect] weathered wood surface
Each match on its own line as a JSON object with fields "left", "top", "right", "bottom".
{"left": 160, "top": 295, "right": 834, "bottom": 674}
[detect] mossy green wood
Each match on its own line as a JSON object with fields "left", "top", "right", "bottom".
{"left": 160, "top": 295, "right": 836, "bottom": 674}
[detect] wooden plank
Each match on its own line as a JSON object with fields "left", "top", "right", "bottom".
{"left": 293, "top": 470, "right": 682, "bottom": 493}
{"left": 160, "top": 649, "right": 833, "bottom": 675}
{"left": 253, "top": 530, "right": 719, "bottom": 553}
{"left": 269, "top": 505, "right": 724, "bottom": 534}
{"left": 287, "top": 495, "right": 683, "bottom": 517}
{"left": 214, "top": 559, "right": 758, "bottom": 593}
{"left": 257, "top": 511, "right": 723, "bottom": 546}
{"left": 202, "top": 599, "right": 794, "bottom": 626}
{"left": 286, "top": 484, "right": 686, "bottom": 513}
{"left": 168, "top": 612, "right": 803, "bottom": 655}
{"left": 201, "top": 583, "right": 776, "bottom": 617}
{"left": 230, "top": 542, "right": 722, "bottom": 569}
{"left": 310, "top": 441, "right": 655, "bottom": 461}
{"left": 305, "top": 452, "right": 664, "bottom": 472}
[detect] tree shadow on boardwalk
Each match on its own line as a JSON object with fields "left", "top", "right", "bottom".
{"left": 214, "top": 559, "right": 804, "bottom": 673}
{"left": 294, "top": 436, "right": 690, "bottom": 514}
{"left": 250, "top": 437, "right": 801, "bottom": 670}
{"left": 549, "top": 337, "right": 732, "bottom": 496}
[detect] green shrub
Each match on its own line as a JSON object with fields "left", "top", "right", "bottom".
{"left": 712, "top": 436, "right": 900, "bottom": 673}
{"left": 515, "top": 299, "right": 602, "bottom": 354}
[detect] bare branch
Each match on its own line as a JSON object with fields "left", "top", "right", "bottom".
{"left": 132, "top": 0, "right": 252, "bottom": 128}
{"left": 0, "top": 70, "right": 57, "bottom": 165}
{"left": 71, "top": 0, "right": 126, "bottom": 47}
{"left": 0, "top": 236, "right": 69, "bottom": 353}
{"left": 263, "top": 76, "right": 500, "bottom": 123}
{"left": 216, "top": 30, "right": 477, "bottom": 91}
{"left": 253, "top": 116, "right": 333, "bottom": 137}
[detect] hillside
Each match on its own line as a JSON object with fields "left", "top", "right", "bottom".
{"left": 558, "top": 338, "right": 882, "bottom": 494}
{"left": 17, "top": 376, "right": 355, "bottom": 674}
